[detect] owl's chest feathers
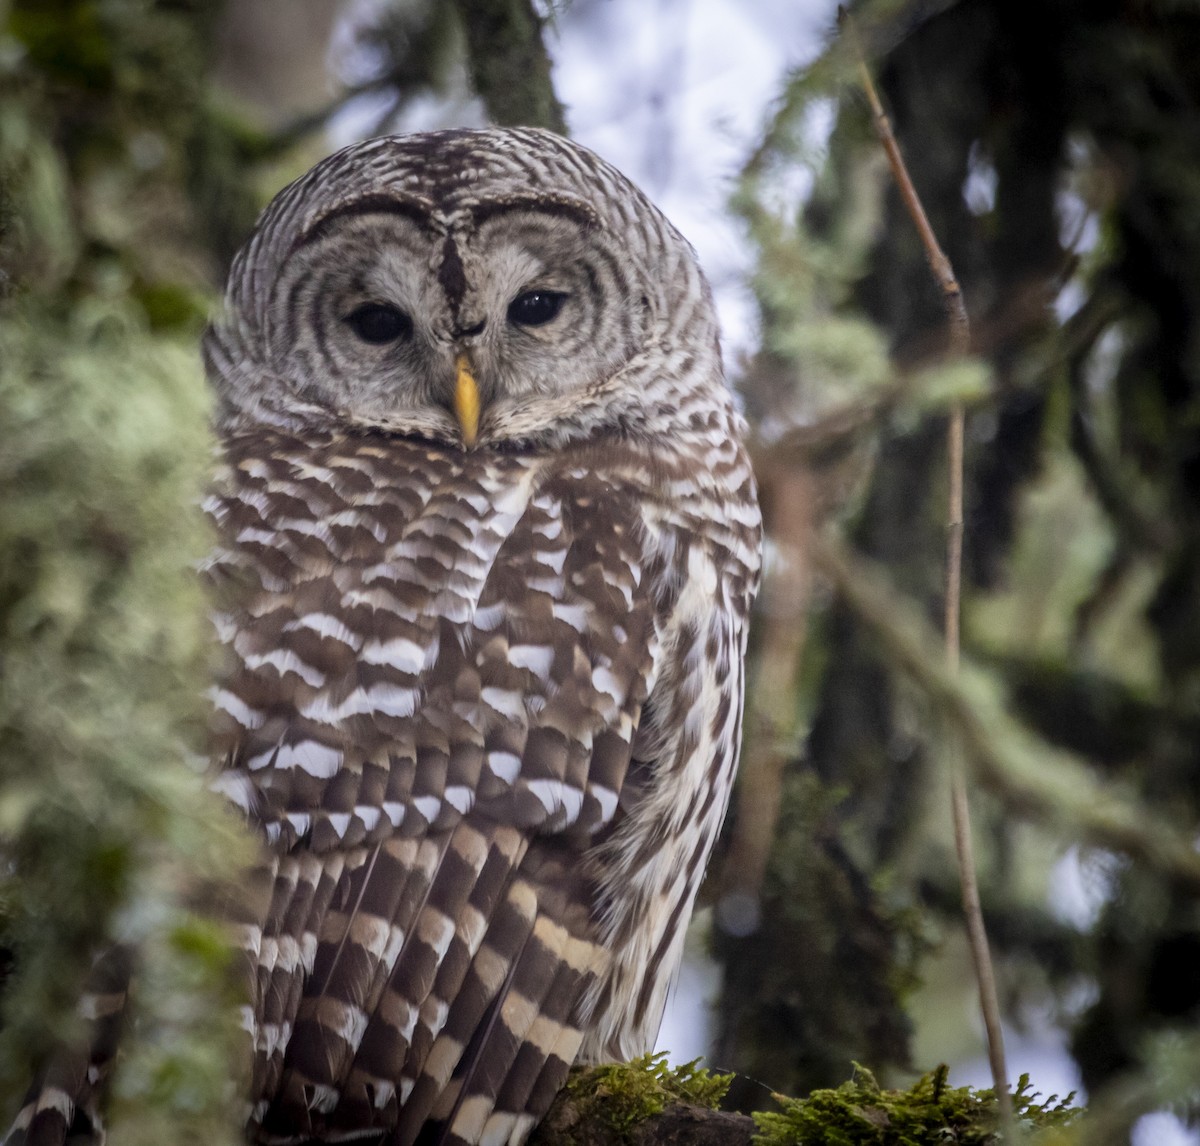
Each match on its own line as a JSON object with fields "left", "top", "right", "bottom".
{"left": 209, "top": 428, "right": 748, "bottom": 835}
{"left": 213, "top": 425, "right": 748, "bottom": 624}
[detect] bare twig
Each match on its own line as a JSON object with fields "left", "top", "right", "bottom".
{"left": 840, "top": 14, "right": 968, "bottom": 354}
{"left": 839, "top": 6, "right": 1012, "bottom": 1123}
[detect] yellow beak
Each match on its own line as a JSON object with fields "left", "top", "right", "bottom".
{"left": 453, "top": 353, "right": 480, "bottom": 448}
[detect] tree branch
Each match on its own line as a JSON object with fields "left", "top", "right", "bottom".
{"left": 451, "top": 0, "right": 567, "bottom": 132}
{"left": 534, "top": 1099, "right": 755, "bottom": 1146}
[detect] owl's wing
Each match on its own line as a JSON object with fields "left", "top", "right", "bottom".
{"left": 207, "top": 429, "right": 672, "bottom": 1146}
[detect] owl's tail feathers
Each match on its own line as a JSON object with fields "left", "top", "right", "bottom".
{"left": 1, "top": 946, "right": 133, "bottom": 1146}
{"left": 398, "top": 858, "right": 607, "bottom": 1146}
{"left": 246, "top": 821, "right": 604, "bottom": 1146}
{"left": 255, "top": 819, "right": 534, "bottom": 1143}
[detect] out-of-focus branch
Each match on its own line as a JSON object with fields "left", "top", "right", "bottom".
{"left": 718, "top": 465, "right": 816, "bottom": 933}
{"left": 812, "top": 534, "right": 1200, "bottom": 890}
{"left": 1063, "top": 294, "right": 1174, "bottom": 557}
{"left": 721, "top": 397, "right": 880, "bottom": 926}
{"left": 451, "top": 0, "right": 567, "bottom": 132}
{"left": 261, "top": 0, "right": 568, "bottom": 153}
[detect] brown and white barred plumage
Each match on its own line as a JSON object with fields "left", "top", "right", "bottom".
{"left": 5, "top": 128, "right": 760, "bottom": 1146}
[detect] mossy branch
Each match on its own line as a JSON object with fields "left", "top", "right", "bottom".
{"left": 532, "top": 1057, "right": 1078, "bottom": 1144}
{"left": 531, "top": 1054, "right": 753, "bottom": 1146}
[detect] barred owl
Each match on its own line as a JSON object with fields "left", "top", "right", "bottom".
{"left": 8, "top": 128, "right": 760, "bottom": 1146}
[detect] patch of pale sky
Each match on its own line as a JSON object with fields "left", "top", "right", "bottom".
{"left": 1047, "top": 846, "right": 1120, "bottom": 932}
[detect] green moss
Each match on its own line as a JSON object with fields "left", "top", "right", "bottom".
{"left": 546, "top": 1053, "right": 734, "bottom": 1142}
{"left": 752, "top": 1065, "right": 1080, "bottom": 1145}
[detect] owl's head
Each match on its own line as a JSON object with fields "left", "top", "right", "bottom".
{"left": 204, "top": 128, "right": 725, "bottom": 450}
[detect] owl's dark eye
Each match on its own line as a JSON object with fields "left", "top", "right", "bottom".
{"left": 507, "top": 290, "right": 568, "bottom": 327}
{"left": 344, "top": 302, "right": 413, "bottom": 344}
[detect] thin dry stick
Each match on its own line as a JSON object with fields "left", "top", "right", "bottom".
{"left": 838, "top": 6, "right": 1012, "bottom": 1124}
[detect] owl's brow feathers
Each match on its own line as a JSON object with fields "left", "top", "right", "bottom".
{"left": 292, "top": 192, "right": 603, "bottom": 322}
{"left": 293, "top": 193, "right": 601, "bottom": 255}
{"left": 289, "top": 194, "right": 435, "bottom": 254}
